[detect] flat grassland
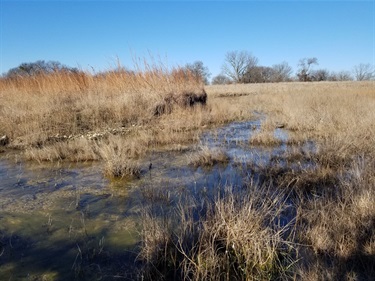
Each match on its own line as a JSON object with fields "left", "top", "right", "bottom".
{"left": 0, "top": 70, "right": 374, "bottom": 280}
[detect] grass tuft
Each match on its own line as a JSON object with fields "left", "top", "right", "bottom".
{"left": 138, "top": 185, "right": 296, "bottom": 280}
{"left": 188, "top": 146, "right": 230, "bottom": 167}
{"left": 97, "top": 135, "right": 142, "bottom": 178}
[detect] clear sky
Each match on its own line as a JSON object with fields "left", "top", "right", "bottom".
{"left": 1, "top": 0, "right": 374, "bottom": 78}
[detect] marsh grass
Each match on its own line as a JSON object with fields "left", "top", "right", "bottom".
{"left": 24, "top": 138, "right": 100, "bottom": 162}
{"left": 249, "top": 130, "right": 283, "bottom": 146}
{"left": 188, "top": 146, "right": 230, "bottom": 167}
{"left": 0, "top": 62, "right": 254, "bottom": 178}
{"left": 0, "top": 61, "right": 207, "bottom": 178}
{"left": 2, "top": 75, "right": 375, "bottom": 279}
{"left": 139, "top": 185, "right": 296, "bottom": 281}
{"left": 207, "top": 81, "right": 375, "bottom": 280}
{"left": 295, "top": 156, "right": 375, "bottom": 276}
{"left": 98, "top": 136, "right": 142, "bottom": 178}
{"left": 0, "top": 62, "right": 206, "bottom": 149}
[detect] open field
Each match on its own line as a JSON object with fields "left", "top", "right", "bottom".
{"left": 0, "top": 73, "right": 374, "bottom": 280}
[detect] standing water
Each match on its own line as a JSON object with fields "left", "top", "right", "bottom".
{"left": 0, "top": 119, "right": 308, "bottom": 280}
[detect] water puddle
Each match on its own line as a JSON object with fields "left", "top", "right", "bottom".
{"left": 0, "top": 118, "right": 314, "bottom": 279}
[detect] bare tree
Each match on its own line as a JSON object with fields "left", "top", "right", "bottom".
{"left": 297, "top": 57, "right": 318, "bottom": 82}
{"left": 271, "top": 61, "right": 293, "bottom": 82}
{"left": 311, "top": 69, "right": 330, "bottom": 81}
{"left": 353, "top": 63, "right": 374, "bottom": 81}
{"left": 185, "top": 61, "right": 211, "bottom": 85}
{"left": 211, "top": 74, "right": 232, "bottom": 85}
{"left": 328, "top": 71, "right": 353, "bottom": 81}
{"left": 222, "top": 51, "right": 258, "bottom": 83}
{"left": 243, "top": 66, "right": 274, "bottom": 83}
{"left": 336, "top": 71, "right": 353, "bottom": 81}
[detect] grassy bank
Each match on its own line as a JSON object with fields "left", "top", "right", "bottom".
{"left": 0, "top": 65, "right": 251, "bottom": 176}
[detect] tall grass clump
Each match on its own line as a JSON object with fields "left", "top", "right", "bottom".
{"left": 138, "top": 185, "right": 296, "bottom": 280}
{"left": 97, "top": 135, "right": 142, "bottom": 178}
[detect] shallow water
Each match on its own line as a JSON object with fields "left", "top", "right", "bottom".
{"left": 0, "top": 119, "right": 307, "bottom": 280}
{"left": 0, "top": 159, "right": 141, "bottom": 280}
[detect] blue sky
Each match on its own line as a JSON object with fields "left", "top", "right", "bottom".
{"left": 1, "top": 1, "right": 374, "bottom": 78}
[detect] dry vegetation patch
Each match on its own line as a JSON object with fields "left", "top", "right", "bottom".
{"left": 0, "top": 63, "right": 254, "bottom": 174}
{"left": 249, "top": 130, "right": 283, "bottom": 146}
{"left": 188, "top": 146, "right": 230, "bottom": 167}
{"left": 0, "top": 64, "right": 209, "bottom": 179}
{"left": 139, "top": 186, "right": 295, "bottom": 281}
{"left": 0, "top": 66, "right": 205, "bottom": 146}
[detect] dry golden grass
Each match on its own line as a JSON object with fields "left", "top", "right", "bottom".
{"left": 0, "top": 65, "right": 203, "bottom": 145}
{"left": 188, "top": 146, "right": 230, "bottom": 167}
{"left": 207, "top": 81, "right": 375, "bottom": 151}
{"left": 97, "top": 135, "right": 142, "bottom": 178}
{"left": 0, "top": 64, "right": 253, "bottom": 171}
{"left": 206, "top": 81, "right": 375, "bottom": 280}
{"left": 24, "top": 137, "right": 99, "bottom": 162}
{"left": 249, "top": 130, "right": 283, "bottom": 146}
{"left": 139, "top": 186, "right": 295, "bottom": 281}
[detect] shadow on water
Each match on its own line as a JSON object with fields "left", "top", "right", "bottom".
{"left": 0, "top": 225, "right": 140, "bottom": 280}
{"left": 0, "top": 118, "right": 315, "bottom": 280}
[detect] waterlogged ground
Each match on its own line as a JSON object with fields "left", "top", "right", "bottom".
{"left": 0, "top": 118, "right": 312, "bottom": 280}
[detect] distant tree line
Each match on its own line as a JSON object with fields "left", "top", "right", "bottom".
{"left": 2, "top": 59, "right": 213, "bottom": 85}
{"left": 211, "top": 50, "right": 374, "bottom": 84}
{"left": 2, "top": 56, "right": 374, "bottom": 85}
{"left": 3, "top": 60, "right": 80, "bottom": 78}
